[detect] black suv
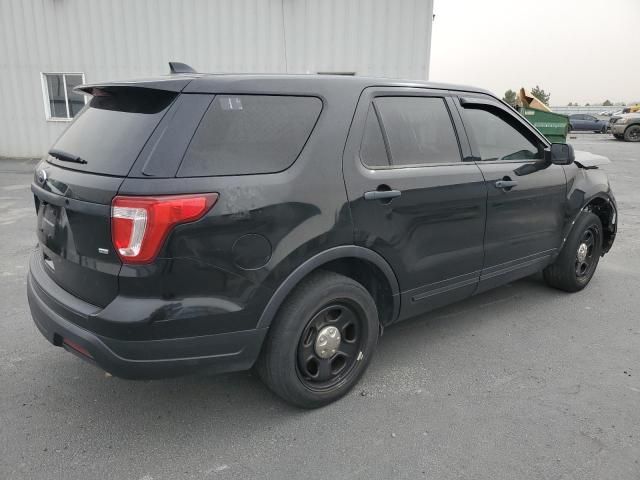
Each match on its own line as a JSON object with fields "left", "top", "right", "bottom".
{"left": 27, "top": 69, "right": 617, "bottom": 408}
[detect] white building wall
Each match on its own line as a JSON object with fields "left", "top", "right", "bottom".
{"left": 283, "top": 0, "right": 432, "bottom": 79}
{"left": 0, "top": 0, "right": 433, "bottom": 158}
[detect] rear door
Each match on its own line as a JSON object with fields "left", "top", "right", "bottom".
{"left": 32, "top": 86, "right": 182, "bottom": 307}
{"left": 343, "top": 88, "right": 487, "bottom": 321}
{"left": 455, "top": 95, "right": 566, "bottom": 292}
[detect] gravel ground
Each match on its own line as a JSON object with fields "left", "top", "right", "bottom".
{"left": 1, "top": 134, "right": 639, "bottom": 480}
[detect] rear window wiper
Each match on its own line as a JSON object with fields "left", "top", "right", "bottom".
{"left": 48, "top": 149, "right": 87, "bottom": 165}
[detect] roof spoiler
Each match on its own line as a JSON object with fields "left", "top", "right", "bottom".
{"left": 75, "top": 79, "right": 194, "bottom": 96}
{"left": 169, "top": 61, "right": 197, "bottom": 74}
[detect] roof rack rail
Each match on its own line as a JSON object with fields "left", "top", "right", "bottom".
{"left": 168, "top": 62, "right": 197, "bottom": 74}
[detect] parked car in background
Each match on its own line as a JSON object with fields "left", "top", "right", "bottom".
{"left": 568, "top": 114, "right": 609, "bottom": 133}
{"left": 610, "top": 113, "right": 640, "bottom": 142}
{"left": 27, "top": 69, "right": 618, "bottom": 408}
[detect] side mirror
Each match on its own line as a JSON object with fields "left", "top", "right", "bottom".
{"left": 545, "top": 143, "right": 575, "bottom": 165}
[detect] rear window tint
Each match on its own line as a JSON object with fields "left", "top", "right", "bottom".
{"left": 177, "top": 95, "right": 322, "bottom": 177}
{"left": 49, "top": 87, "right": 176, "bottom": 176}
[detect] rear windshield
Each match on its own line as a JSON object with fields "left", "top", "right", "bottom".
{"left": 177, "top": 95, "right": 322, "bottom": 177}
{"left": 48, "top": 87, "right": 176, "bottom": 176}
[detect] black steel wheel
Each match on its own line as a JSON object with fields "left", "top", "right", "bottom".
{"left": 296, "top": 302, "right": 366, "bottom": 391}
{"left": 574, "top": 226, "right": 598, "bottom": 279}
{"left": 256, "top": 270, "right": 379, "bottom": 408}
{"left": 624, "top": 125, "right": 640, "bottom": 142}
{"left": 544, "top": 212, "right": 603, "bottom": 292}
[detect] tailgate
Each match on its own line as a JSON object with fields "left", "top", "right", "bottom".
{"left": 31, "top": 84, "right": 179, "bottom": 307}
{"left": 32, "top": 164, "right": 124, "bottom": 307}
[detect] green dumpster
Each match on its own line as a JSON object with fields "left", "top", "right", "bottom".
{"left": 518, "top": 107, "right": 569, "bottom": 143}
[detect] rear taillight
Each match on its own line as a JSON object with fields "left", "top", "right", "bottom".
{"left": 111, "top": 193, "right": 218, "bottom": 264}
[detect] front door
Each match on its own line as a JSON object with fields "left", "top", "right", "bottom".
{"left": 455, "top": 96, "right": 567, "bottom": 292}
{"left": 585, "top": 115, "right": 600, "bottom": 131}
{"left": 342, "top": 88, "right": 488, "bottom": 321}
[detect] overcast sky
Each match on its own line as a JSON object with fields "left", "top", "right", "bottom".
{"left": 430, "top": 0, "right": 639, "bottom": 106}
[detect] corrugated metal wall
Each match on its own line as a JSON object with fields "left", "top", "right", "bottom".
{"left": 0, "top": 0, "right": 433, "bottom": 158}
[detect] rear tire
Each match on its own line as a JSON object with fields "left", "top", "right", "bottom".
{"left": 543, "top": 212, "right": 603, "bottom": 292}
{"left": 624, "top": 125, "right": 640, "bottom": 142}
{"left": 256, "top": 271, "right": 379, "bottom": 408}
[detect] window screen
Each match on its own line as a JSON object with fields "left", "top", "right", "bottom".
{"left": 373, "top": 97, "right": 461, "bottom": 166}
{"left": 463, "top": 108, "right": 542, "bottom": 161}
{"left": 178, "top": 95, "right": 322, "bottom": 177}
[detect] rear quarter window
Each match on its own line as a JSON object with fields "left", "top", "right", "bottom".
{"left": 177, "top": 95, "right": 322, "bottom": 177}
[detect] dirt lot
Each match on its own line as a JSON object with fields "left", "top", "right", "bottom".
{"left": 1, "top": 133, "right": 639, "bottom": 480}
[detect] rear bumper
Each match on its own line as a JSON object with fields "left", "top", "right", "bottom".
{"left": 27, "top": 251, "right": 267, "bottom": 379}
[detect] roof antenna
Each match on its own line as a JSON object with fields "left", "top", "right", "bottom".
{"left": 169, "top": 62, "right": 197, "bottom": 74}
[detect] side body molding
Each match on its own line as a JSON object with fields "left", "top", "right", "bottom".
{"left": 256, "top": 245, "right": 401, "bottom": 329}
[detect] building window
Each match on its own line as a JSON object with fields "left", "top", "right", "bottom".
{"left": 41, "top": 73, "right": 86, "bottom": 121}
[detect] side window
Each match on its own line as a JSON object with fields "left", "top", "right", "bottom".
{"left": 370, "top": 96, "right": 461, "bottom": 166}
{"left": 178, "top": 95, "right": 322, "bottom": 177}
{"left": 462, "top": 107, "right": 543, "bottom": 161}
{"left": 359, "top": 104, "right": 390, "bottom": 167}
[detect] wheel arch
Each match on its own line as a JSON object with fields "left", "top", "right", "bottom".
{"left": 256, "top": 246, "right": 401, "bottom": 330}
{"left": 562, "top": 193, "right": 617, "bottom": 255}
{"left": 624, "top": 123, "right": 640, "bottom": 141}
{"left": 584, "top": 195, "right": 617, "bottom": 253}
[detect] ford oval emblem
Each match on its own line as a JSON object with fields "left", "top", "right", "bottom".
{"left": 36, "top": 168, "right": 47, "bottom": 185}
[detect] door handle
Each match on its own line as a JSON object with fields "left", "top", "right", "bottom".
{"left": 363, "top": 189, "right": 402, "bottom": 201}
{"left": 495, "top": 179, "right": 518, "bottom": 190}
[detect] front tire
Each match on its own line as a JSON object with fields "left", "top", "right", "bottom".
{"left": 543, "top": 212, "right": 603, "bottom": 292}
{"left": 624, "top": 125, "right": 640, "bottom": 142}
{"left": 257, "top": 271, "right": 379, "bottom": 408}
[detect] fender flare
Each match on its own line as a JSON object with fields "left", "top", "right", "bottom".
{"left": 256, "top": 245, "right": 401, "bottom": 329}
